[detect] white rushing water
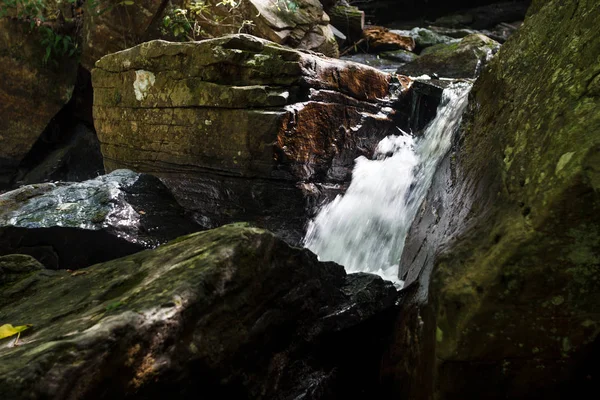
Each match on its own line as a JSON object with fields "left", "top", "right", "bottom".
{"left": 303, "top": 82, "right": 473, "bottom": 289}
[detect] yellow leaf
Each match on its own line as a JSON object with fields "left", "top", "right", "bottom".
{"left": 0, "top": 324, "right": 32, "bottom": 340}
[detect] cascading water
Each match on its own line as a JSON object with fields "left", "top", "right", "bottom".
{"left": 303, "top": 81, "right": 473, "bottom": 288}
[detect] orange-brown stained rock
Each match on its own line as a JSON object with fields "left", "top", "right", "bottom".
{"left": 362, "top": 26, "right": 416, "bottom": 52}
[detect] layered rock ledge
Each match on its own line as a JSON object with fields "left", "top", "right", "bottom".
{"left": 92, "top": 34, "right": 406, "bottom": 243}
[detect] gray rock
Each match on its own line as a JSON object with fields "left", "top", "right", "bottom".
{"left": 0, "top": 170, "right": 199, "bottom": 269}
{"left": 397, "top": 33, "right": 500, "bottom": 79}
{"left": 391, "top": 27, "right": 457, "bottom": 51}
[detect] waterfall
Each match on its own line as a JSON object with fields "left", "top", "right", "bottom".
{"left": 303, "top": 82, "right": 472, "bottom": 289}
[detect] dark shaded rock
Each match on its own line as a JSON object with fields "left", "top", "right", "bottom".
{"left": 14, "top": 123, "right": 103, "bottom": 187}
{"left": 92, "top": 34, "right": 409, "bottom": 244}
{"left": 432, "top": 1, "right": 530, "bottom": 29}
{"left": 0, "top": 223, "right": 397, "bottom": 399}
{"left": 0, "top": 18, "right": 78, "bottom": 187}
{"left": 397, "top": 33, "right": 500, "bottom": 79}
{"left": 0, "top": 170, "right": 199, "bottom": 269}
{"left": 384, "top": 0, "right": 600, "bottom": 398}
{"left": 399, "top": 78, "right": 458, "bottom": 133}
{"left": 379, "top": 49, "right": 418, "bottom": 63}
{"left": 343, "top": 0, "right": 530, "bottom": 25}
{"left": 0, "top": 254, "right": 44, "bottom": 286}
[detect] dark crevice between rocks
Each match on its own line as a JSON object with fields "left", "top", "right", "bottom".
{"left": 12, "top": 66, "right": 103, "bottom": 188}
{"left": 0, "top": 226, "right": 143, "bottom": 270}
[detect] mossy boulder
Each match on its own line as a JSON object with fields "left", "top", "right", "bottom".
{"left": 0, "top": 223, "right": 396, "bottom": 399}
{"left": 397, "top": 33, "right": 500, "bottom": 78}
{"left": 384, "top": 0, "right": 600, "bottom": 398}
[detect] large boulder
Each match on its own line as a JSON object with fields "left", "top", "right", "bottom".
{"left": 397, "top": 33, "right": 500, "bottom": 79}
{"left": 0, "top": 19, "right": 78, "bottom": 187}
{"left": 384, "top": 0, "right": 600, "bottom": 398}
{"left": 0, "top": 170, "right": 199, "bottom": 269}
{"left": 0, "top": 223, "right": 397, "bottom": 399}
{"left": 92, "top": 34, "right": 405, "bottom": 243}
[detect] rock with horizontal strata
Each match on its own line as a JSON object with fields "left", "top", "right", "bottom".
{"left": 92, "top": 34, "right": 408, "bottom": 243}
{"left": 0, "top": 223, "right": 397, "bottom": 399}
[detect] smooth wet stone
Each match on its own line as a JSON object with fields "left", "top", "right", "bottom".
{"left": 390, "top": 27, "right": 457, "bottom": 51}
{"left": 397, "top": 33, "right": 500, "bottom": 79}
{"left": 0, "top": 223, "right": 397, "bottom": 399}
{"left": 0, "top": 170, "right": 199, "bottom": 269}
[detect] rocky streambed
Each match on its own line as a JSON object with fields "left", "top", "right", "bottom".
{"left": 0, "top": 0, "right": 599, "bottom": 399}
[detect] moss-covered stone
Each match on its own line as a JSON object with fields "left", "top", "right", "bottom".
{"left": 385, "top": 0, "right": 600, "bottom": 398}
{"left": 0, "top": 223, "right": 396, "bottom": 399}
{"left": 397, "top": 33, "right": 500, "bottom": 78}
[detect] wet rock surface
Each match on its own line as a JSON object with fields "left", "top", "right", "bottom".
{"left": 397, "top": 33, "right": 500, "bottom": 79}
{"left": 92, "top": 34, "right": 407, "bottom": 244}
{"left": 0, "top": 170, "right": 199, "bottom": 269}
{"left": 384, "top": 0, "right": 600, "bottom": 398}
{"left": 0, "top": 224, "right": 397, "bottom": 399}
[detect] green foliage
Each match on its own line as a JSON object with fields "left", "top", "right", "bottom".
{"left": 0, "top": 0, "right": 82, "bottom": 66}
{"left": 161, "top": 0, "right": 254, "bottom": 41}
{"left": 39, "top": 25, "right": 78, "bottom": 66}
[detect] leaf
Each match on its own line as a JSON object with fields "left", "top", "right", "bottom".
{"left": 0, "top": 324, "right": 32, "bottom": 340}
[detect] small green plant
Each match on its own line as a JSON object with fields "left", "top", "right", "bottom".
{"left": 39, "top": 25, "right": 78, "bottom": 66}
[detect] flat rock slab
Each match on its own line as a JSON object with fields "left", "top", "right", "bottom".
{"left": 0, "top": 224, "right": 396, "bottom": 399}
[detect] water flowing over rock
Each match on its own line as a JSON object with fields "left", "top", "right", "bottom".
{"left": 383, "top": 0, "right": 600, "bottom": 398}
{"left": 0, "top": 19, "right": 78, "bottom": 187}
{"left": 0, "top": 170, "right": 198, "bottom": 269}
{"left": 0, "top": 224, "right": 397, "bottom": 399}
{"left": 304, "top": 82, "right": 471, "bottom": 287}
{"left": 92, "top": 34, "right": 407, "bottom": 243}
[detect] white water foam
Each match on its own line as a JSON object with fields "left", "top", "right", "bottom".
{"left": 303, "top": 82, "right": 472, "bottom": 289}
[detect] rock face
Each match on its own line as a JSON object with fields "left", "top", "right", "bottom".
{"left": 0, "top": 19, "right": 78, "bottom": 187}
{"left": 92, "top": 34, "right": 404, "bottom": 243}
{"left": 247, "top": 0, "right": 339, "bottom": 57}
{"left": 397, "top": 33, "right": 499, "bottom": 79}
{"left": 384, "top": 0, "right": 600, "bottom": 398}
{"left": 0, "top": 223, "right": 397, "bottom": 399}
{"left": 0, "top": 170, "right": 198, "bottom": 269}
{"left": 80, "top": 0, "right": 169, "bottom": 70}
{"left": 81, "top": 0, "right": 338, "bottom": 71}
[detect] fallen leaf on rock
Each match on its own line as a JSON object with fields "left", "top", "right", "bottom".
{"left": 0, "top": 324, "right": 32, "bottom": 340}
{"left": 71, "top": 270, "right": 89, "bottom": 277}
